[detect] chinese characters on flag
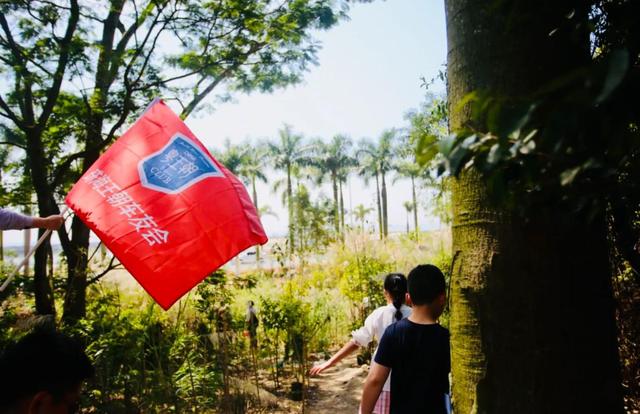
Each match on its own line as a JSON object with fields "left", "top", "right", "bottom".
{"left": 66, "top": 100, "right": 268, "bottom": 309}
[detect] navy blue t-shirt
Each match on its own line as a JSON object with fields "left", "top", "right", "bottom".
{"left": 374, "top": 318, "right": 450, "bottom": 414}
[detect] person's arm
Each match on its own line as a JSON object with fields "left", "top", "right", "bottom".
{"left": 360, "top": 362, "right": 391, "bottom": 414}
{"left": 309, "top": 340, "right": 359, "bottom": 376}
{"left": 30, "top": 215, "right": 64, "bottom": 230}
{"left": 0, "top": 208, "right": 33, "bottom": 230}
{"left": 0, "top": 208, "right": 64, "bottom": 231}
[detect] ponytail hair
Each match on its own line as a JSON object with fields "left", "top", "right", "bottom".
{"left": 383, "top": 273, "right": 408, "bottom": 321}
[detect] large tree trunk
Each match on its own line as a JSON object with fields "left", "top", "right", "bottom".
{"left": 25, "top": 130, "right": 58, "bottom": 316}
{"left": 23, "top": 203, "right": 31, "bottom": 277}
{"left": 445, "top": 0, "right": 623, "bottom": 412}
{"left": 33, "top": 229, "right": 55, "bottom": 315}
{"left": 339, "top": 179, "right": 345, "bottom": 236}
{"left": 287, "top": 164, "right": 295, "bottom": 254}
{"left": 61, "top": 120, "right": 102, "bottom": 323}
{"left": 62, "top": 214, "right": 91, "bottom": 323}
{"left": 375, "top": 173, "right": 383, "bottom": 240}
{"left": 381, "top": 172, "right": 388, "bottom": 238}
{"left": 252, "top": 177, "right": 262, "bottom": 266}
{"left": 411, "top": 176, "right": 418, "bottom": 239}
{"left": 331, "top": 172, "right": 339, "bottom": 234}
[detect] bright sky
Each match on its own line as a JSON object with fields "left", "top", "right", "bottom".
{"left": 2, "top": 0, "right": 447, "bottom": 246}
{"left": 189, "top": 0, "right": 448, "bottom": 238}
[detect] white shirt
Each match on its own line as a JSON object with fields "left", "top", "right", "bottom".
{"left": 351, "top": 304, "right": 412, "bottom": 391}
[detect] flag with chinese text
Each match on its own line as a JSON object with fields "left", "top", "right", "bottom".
{"left": 65, "top": 100, "right": 268, "bottom": 309}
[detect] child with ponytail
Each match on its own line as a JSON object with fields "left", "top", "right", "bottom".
{"left": 310, "top": 273, "right": 410, "bottom": 414}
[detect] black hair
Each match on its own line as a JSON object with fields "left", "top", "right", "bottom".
{"left": 0, "top": 328, "right": 94, "bottom": 410}
{"left": 383, "top": 273, "right": 407, "bottom": 321}
{"left": 407, "top": 264, "right": 446, "bottom": 306}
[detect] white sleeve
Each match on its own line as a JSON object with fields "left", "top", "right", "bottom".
{"left": 351, "top": 309, "right": 378, "bottom": 347}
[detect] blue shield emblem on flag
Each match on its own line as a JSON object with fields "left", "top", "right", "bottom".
{"left": 138, "top": 133, "right": 224, "bottom": 194}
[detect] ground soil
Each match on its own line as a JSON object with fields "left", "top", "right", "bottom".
{"left": 306, "top": 353, "right": 367, "bottom": 414}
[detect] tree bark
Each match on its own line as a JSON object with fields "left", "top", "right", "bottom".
{"left": 381, "top": 172, "right": 388, "bottom": 238}
{"left": 339, "top": 179, "right": 345, "bottom": 237}
{"left": 62, "top": 1, "right": 126, "bottom": 322}
{"left": 252, "top": 176, "right": 261, "bottom": 265}
{"left": 287, "top": 164, "right": 295, "bottom": 253}
{"left": 411, "top": 176, "right": 418, "bottom": 239}
{"left": 375, "top": 172, "right": 382, "bottom": 240}
{"left": 23, "top": 203, "right": 31, "bottom": 277}
{"left": 33, "top": 229, "right": 55, "bottom": 315}
{"left": 25, "top": 128, "right": 58, "bottom": 316}
{"left": 332, "top": 172, "right": 339, "bottom": 234}
{"left": 62, "top": 215, "right": 91, "bottom": 323}
{"left": 445, "top": 0, "right": 623, "bottom": 412}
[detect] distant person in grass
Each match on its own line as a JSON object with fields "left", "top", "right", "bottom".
{"left": 360, "top": 264, "right": 450, "bottom": 414}
{"left": 246, "top": 300, "right": 259, "bottom": 349}
{"left": 310, "top": 273, "right": 411, "bottom": 414}
{"left": 0, "top": 328, "right": 94, "bottom": 414}
{"left": 0, "top": 208, "right": 64, "bottom": 231}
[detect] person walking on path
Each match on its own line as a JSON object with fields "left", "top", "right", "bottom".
{"left": 360, "top": 264, "right": 450, "bottom": 414}
{"left": 310, "top": 273, "right": 411, "bottom": 414}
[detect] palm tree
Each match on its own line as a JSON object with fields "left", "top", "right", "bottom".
{"left": 267, "top": 125, "right": 311, "bottom": 253}
{"left": 214, "top": 139, "right": 248, "bottom": 175}
{"left": 216, "top": 139, "right": 272, "bottom": 262}
{"left": 237, "top": 140, "right": 268, "bottom": 211}
{"left": 309, "top": 134, "right": 355, "bottom": 237}
{"left": 357, "top": 139, "right": 383, "bottom": 239}
{"left": 394, "top": 159, "right": 423, "bottom": 239}
{"left": 403, "top": 200, "right": 414, "bottom": 234}
{"left": 357, "top": 130, "right": 397, "bottom": 238}
{"left": 352, "top": 204, "right": 373, "bottom": 232}
{"left": 236, "top": 140, "right": 268, "bottom": 263}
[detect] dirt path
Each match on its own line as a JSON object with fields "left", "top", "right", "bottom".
{"left": 306, "top": 354, "right": 368, "bottom": 414}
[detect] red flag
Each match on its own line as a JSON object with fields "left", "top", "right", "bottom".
{"left": 65, "top": 100, "right": 268, "bottom": 309}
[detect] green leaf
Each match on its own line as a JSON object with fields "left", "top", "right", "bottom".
{"left": 595, "top": 49, "right": 629, "bottom": 104}
{"left": 560, "top": 166, "right": 581, "bottom": 186}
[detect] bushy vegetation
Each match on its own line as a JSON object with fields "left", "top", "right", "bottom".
{"left": 0, "top": 230, "right": 451, "bottom": 413}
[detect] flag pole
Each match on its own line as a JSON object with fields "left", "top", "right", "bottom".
{"left": 0, "top": 205, "right": 71, "bottom": 292}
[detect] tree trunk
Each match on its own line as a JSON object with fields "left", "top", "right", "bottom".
{"left": 381, "top": 172, "right": 388, "bottom": 238}
{"left": 62, "top": 215, "right": 91, "bottom": 323}
{"left": 375, "top": 172, "right": 383, "bottom": 240}
{"left": 23, "top": 203, "right": 31, "bottom": 277}
{"left": 287, "top": 164, "right": 295, "bottom": 254}
{"left": 252, "top": 177, "right": 261, "bottom": 266}
{"left": 339, "top": 179, "right": 345, "bottom": 236}
{"left": 25, "top": 129, "right": 58, "bottom": 316}
{"left": 331, "top": 172, "right": 339, "bottom": 235}
{"left": 411, "top": 176, "right": 418, "bottom": 239}
{"left": 445, "top": 0, "right": 623, "bottom": 412}
{"left": 33, "top": 229, "right": 55, "bottom": 315}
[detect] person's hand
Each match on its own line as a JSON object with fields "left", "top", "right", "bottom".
{"left": 309, "top": 360, "right": 333, "bottom": 376}
{"left": 34, "top": 214, "right": 64, "bottom": 230}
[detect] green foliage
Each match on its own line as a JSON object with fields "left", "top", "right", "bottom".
{"left": 60, "top": 284, "right": 223, "bottom": 413}
{"left": 337, "top": 254, "right": 391, "bottom": 310}
{"left": 612, "top": 264, "right": 640, "bottom": 411}
{"left": 1, "top": 229, "right": 453, "bottom": 411}
{"left": 0, "top": 0, "right": 352, "bottom": 321}
{"left": 436, "top": 46, "right": 639, "bottom": 219}
{"left": 408, "top": 94, "right": 449, "bottom": 168}
{"left": 292, "top": 184, "right": 334, "bottom": 252}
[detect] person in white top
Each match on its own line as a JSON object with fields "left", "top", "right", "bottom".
{"left": 310, "top": 273, "right": 411, "bottom": 414}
